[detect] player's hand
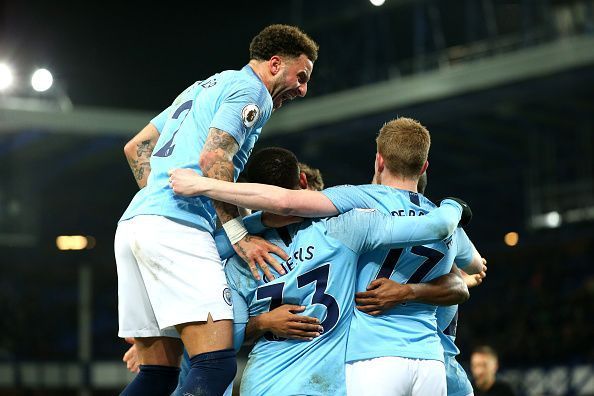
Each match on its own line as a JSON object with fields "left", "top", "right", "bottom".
{"left": 262, "top": 212, "right": 304, "bottom": 228}
{"left": 233, "top": 234, "right": 289, "bottom": 281}
{"left": 122, "top": 338, "right": 140, "bottom": 374}
{"left": 261, "top": 305, "right": 322, "bottom": 341}
{"left": 440, "top": 197, "right": 472, "bottom": 227}
{"left": 462, "top": 258, "right": 487, "bottom": 288}
{"left": 168, "top": 168, "right": 208, "bottom": 197}
{"left": 355, "top": 278, "right": 414, "bottom": 316}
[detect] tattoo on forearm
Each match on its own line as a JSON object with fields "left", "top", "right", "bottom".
{"left": 128, "top": 158, "right": 150, "bottom": 182}
{"left": 202, "top": 128, "right": 240, "bottom": 223}
{"left": 128, "top": 139, "right": 155, "bottom": 187}
{"left": 136, "top": 139, "right": 154, "bottom": 157}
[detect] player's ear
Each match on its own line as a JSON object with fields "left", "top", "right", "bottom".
{"left": 269, "top": 56, "right": 282, "bottom": 76}
{"left": 375, "top": 152, "right": 384, "bottom": 173}
{"left": 299, "top": 172, "right": 308, "bottom": 190}
{"left": 420, "top": 160, "right": 428, "bottom": 175}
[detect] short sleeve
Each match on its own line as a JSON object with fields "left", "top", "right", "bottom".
{"left": 321, "top": 185, "right": 378, "bottom": 214}
{"left": 149, "top": 105, "right": 172, "bottom": 132}
{"left": 210, "top": 81, "right": 267, "bottom": 147}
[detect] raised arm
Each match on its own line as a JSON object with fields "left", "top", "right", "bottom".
{"left": 169, "top": 170, "right": 339, "bottom": 217}
{"left": 124, "top": 123, "right": 160, "bottom": 189}
{"left": 325, "top": 201, "right": 464, "bottom": 256}
{"left": 198, "top": 128, "right": 288, "bottom": 280}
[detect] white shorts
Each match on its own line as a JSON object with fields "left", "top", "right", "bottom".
{"left": 346, "top": 356, "right": 446, "bottom": 396}
{"left": 115, "top": 215, "right": 233, "bottom": 338}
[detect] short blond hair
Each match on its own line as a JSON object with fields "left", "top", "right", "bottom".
{"left": 298, "top": 162, "right": 324, "bottom": 191}
{"left": 376, "top": 117, "right": 430, "bottom": 178}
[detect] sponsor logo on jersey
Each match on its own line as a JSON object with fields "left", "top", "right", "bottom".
{"left": 242, "top": 104, "right": 260, "bottom": 128}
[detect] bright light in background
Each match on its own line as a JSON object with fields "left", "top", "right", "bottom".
{"left": 544, "top": 211, "right": 562, "bottom": 228}
{"left": 56, "top": 235, "right": 94, "bottom": 251}
{"left": 0, "top": 63, "right": 14, "bottom": 91}
{"left": 370, "top": 0, "right": 386, "bottom": 6}
{"left": 31, "top": 68, "right": 53, "bottom": 92}
{"left": 504, "top": 232, "right": 519, "bottom": 247}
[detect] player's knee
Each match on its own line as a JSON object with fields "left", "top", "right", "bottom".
{"left": 134, "top": 337, "right": 184, "bottom": 366}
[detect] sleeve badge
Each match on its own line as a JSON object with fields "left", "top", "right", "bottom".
{"left": 242, "top": 104, "right": 260, "bottom": 128}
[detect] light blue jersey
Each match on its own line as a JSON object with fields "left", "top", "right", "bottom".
{"left": 120, "top": 65, "right": 273, "bottom": 233}
{"left": 322, "top": 184, "right": 474, "bottom": 363}
{"left": 225, "top": 204, "right": 462, "bottom": 396}
{"left": 437, "top": 230, "right": 475, "bottom": 396}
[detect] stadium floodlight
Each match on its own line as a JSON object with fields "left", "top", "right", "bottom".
{"left": 369, "top": 0, "right": 385, "bottom": 6}
{"left": 31, "top": 68, "right": 54, "bottom": 92}
{"left": 56, "top": 235, "right": 89, "bottom": 251}
{"left": 544, "top": 211, "right": 561, "bottom": 228}
{"left": 0, "top": 63, "right": 14, "bottom": 91}
{"left": 504, "top": 232, "right": 519, "bottom": 247}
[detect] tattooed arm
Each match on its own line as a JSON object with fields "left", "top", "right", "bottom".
{"left": 199, "top": 128, "right": 242, "bottom": 223}
{"left": 124, "top": 123, "right": 160, "bottom": 189}
{"left": 199, "top": 128, "right": 288, "bottom": 280}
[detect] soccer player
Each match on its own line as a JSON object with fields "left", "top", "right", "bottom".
{"left": 168, "top": 117, "right": 483, "bottom": 395}
{"left": 115, "top": 25, "right": 319, "bottom": 396}
{"left": 354, "top": 174, "right": 487, "bottom": 396}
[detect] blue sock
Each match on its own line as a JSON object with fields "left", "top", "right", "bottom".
{"left": 120, "top": 364, "right": 180, "bottom": 396}
{"left": 176, "top": 348, "right": 236, "bottom": 396}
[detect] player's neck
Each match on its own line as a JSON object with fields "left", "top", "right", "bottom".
{"left": 378, "top": 171, "right": 418, "bottom": 193}
{"left": 247, "top": 60, "right": 271, "bottom": 90}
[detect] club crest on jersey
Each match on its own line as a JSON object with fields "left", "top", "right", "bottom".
{"left": 242, "top": 104, "right": 260, "bottom": 128}
{"left": 223, "top": 288, "right": 232, "bottom": 306}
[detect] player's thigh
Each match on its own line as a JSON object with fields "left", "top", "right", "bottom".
{"left": 412, "top": 359, "right": 446, "bottom": 396}
{"left": 131, "top": 215, "right": 234, "bottom": 331}
{"left": 177, "top": 315, "right": 234, "bottom": 356}
{"left": 115, "top": 221, "right": 175, "bottom": 338}
{"left": 346, "top": 357, "right": 412, "bottom": 396}
{"left": 134, "top": 336, "right": 184, "bottom": 367}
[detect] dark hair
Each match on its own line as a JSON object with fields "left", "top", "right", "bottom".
{"left": 472, "top": 345, "right": 499, "bottom": 360}
{"left": 250, "top": 24, "right": 319, "bottom": 62}
{"left": 246, "top": 147, "right": 300, "bottom": 189}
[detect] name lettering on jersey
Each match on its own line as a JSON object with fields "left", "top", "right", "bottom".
{"left": 390, "top": 209, "right": 426, "bottom": 217}
{"left": 200, "top": 78, "right": 217, "bottom": 88}
{"left": 262, "top": 245, "right": 315, "bottom": 283}
{"left": 391, "top": 208, "right": 453, "bottom": 247}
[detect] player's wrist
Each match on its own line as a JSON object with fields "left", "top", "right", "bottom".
{"left": 223, "top": 216, "right": 249, "bottom": 245}
{"left": 257, "top": 312, "right": 273, "bottom": 332}
{"left": 406, "top": 283, "right": 421, "bottom": 302}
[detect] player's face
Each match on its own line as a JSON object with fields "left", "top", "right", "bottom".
{"left": 271, "top": 54, "right": 313, "bottom": 110}
{"left": 470, "top": 353, "right": 497, "bottom": 388}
